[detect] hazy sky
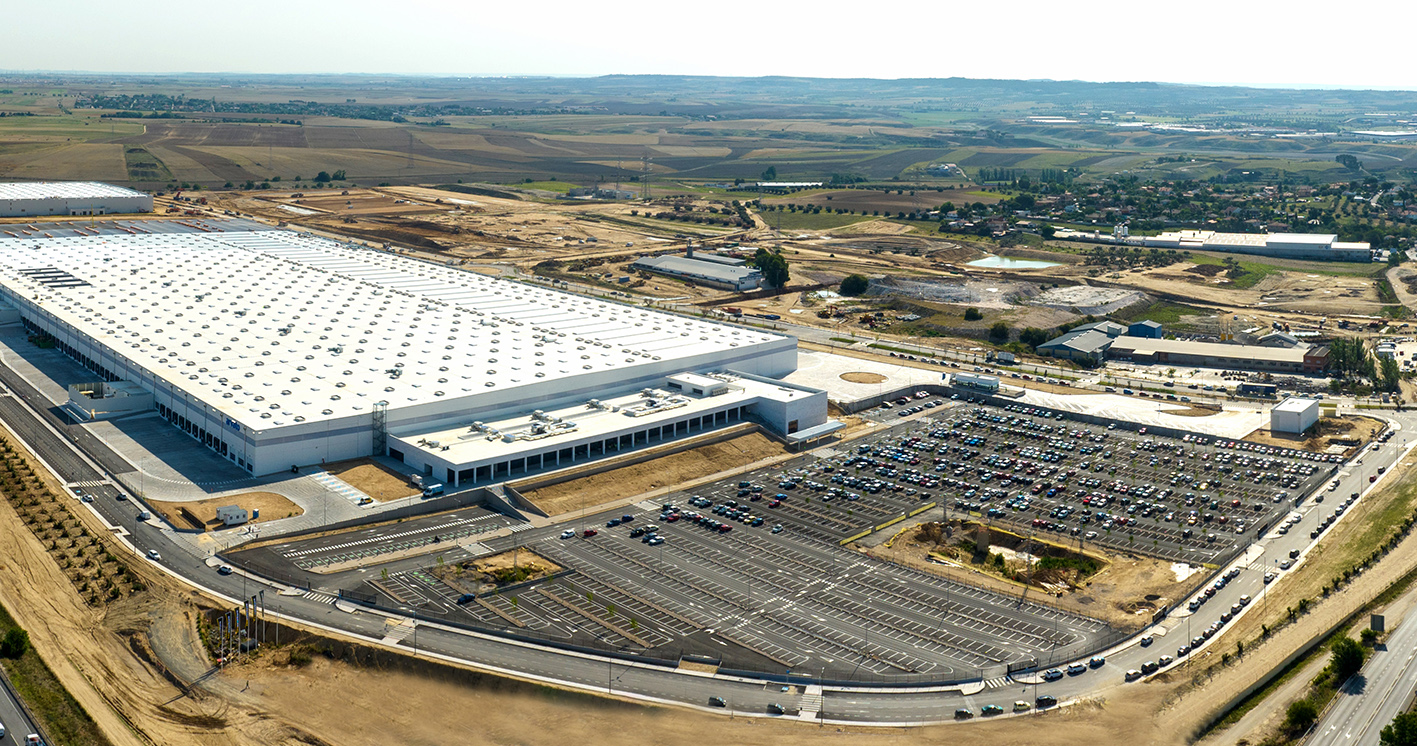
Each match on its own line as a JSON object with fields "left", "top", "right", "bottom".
{"left": 6, "top": 0, "right": 1415, "bottom": 90}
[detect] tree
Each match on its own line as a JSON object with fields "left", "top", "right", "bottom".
{"left": 1019, "top": 327, "right": 1050, "bottom": 348}
{"left": 964, "top": 307, "right": 983, "bottom": 321}
{"left": 332, "top": 170, "right": 347, "bottom": 181}
{"left": 1336, "top": 154, "right": 1363, "bottom": 172}
{"left": 314, "top": 171, "right": 332, "bottom": 183}
{"left": 1040, "top": 224, "right": 1056, "bottom": 240}
{"left": 989, "top": 322, "right": 1010, "bottom": 341}
{"left": 839, "top": 274, "right": 869, "bottom": 296}
{"left": 1285, "top": 699, "right": 1319, "bottom": 734}
{"left": 1381, "top": 357, "right": 1402, "bottom": 392}
{"left": 761, "top": 166, "right": 777, "bottom": 181}
{"left": 1381, "top": 711, "right": 1417, "bottom": 746}
{"left": 1331, "top": 636, "right": 1366, "bottom": 681}
{"left": 0, "top": 627, "right": 28, "bottom": 658}
{"left": 751, "top": 249, "right": 790, "bottom": 288}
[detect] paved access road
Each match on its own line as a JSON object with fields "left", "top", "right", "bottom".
{"left": 1310, "top": 600, "right": 1417, "bottom": 744}
{"left": 1, "top": 345, "right": 1415, "bottom": 724}
{"left": 0, "top": 673, "right": 42, "bottom": 744}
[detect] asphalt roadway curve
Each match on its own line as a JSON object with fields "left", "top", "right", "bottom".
{"left": 1310, "top": 600, "right": 1417, "bottom": 744}
{"left": 1, "top": 349, "right": 1416, "bottom": 724}
{"left": 0, "top": 673, "right": 42, "bottom": 745}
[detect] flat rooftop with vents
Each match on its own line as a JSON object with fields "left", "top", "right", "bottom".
{"left": 0, "top": 222, "right": 813, "bottom": 477}
{"left": 0, "top": 181, "right": 152, "bottom": 217}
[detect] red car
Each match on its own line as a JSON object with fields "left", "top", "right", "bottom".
{"left": 582, "top": 528, "right": 598, "bottom": 538}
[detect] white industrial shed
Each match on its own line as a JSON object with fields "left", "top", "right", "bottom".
{"left": 0, "top": 223, "right": 822, "bottom": 478}
{"left": 0, "top": 182, "right": 152, "bottom": 217}
{"left": 1271, "top": 397, "right": 1320, "bottom": 434}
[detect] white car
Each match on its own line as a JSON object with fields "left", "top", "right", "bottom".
{"left": 560, "top": 530, "right": 575, "bottom": 539}
{"left": 146, "top": 549, "right": 161, "bottom": 561}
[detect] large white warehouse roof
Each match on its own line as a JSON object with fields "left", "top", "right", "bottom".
{"left": 0, "top": 181, "right": 148, "bottom": 201}
{"left": 0, "top": 228, "right": 787, "bottom": 431}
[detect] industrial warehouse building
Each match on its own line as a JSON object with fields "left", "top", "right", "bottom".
{"left": 1271, "top": 397, "right": 1321, "bottom": 434}
{"left": 629, "top": 252, "right": 762, "bottom": 291}
{"left": 0, "top": 222, "right": 826, "bottom": 481}
{"left": 1107, "top": 337, "right": 1329, "bottom": 374}
{"left": 0, "top": 181, "right": 152, "bottom": 217}
{"left": 1141, "top": 230, "right": 1371, "bottom": 262}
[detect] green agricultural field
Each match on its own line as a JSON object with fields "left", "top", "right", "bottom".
{"left": 0, "top": 115, "right": 143, "bottom": 142}
{"left": 1117, "top": 302, "right": 1208, "bottom": 324}
{"left": 511, "top": 180, "right": 581, "bottom": 193}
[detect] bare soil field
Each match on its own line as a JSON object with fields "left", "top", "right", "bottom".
{"left": 520, "top": 432, "right": 785, "bottom": 516}
{"left": 326, "top": 458, "right": 419, "bottom": 502}
{"left": 1113, "top": 263, "right": 1381, "bottom": 315}
{"left": 841, "top": 372, "right": 888, "bottom": 383}
{"left": 869, "top": 520, "right": 1201, "bottom": 631}
{"left": 1241, "top": 414, "right": 1382, "bottom": 455}
{"left": 149, "top": 492, "right": 303, "bottom": 531}
{"left": 278, "top": 190, "right": 446, "bottom": 217}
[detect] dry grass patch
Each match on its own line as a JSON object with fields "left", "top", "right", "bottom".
{"left": 430, "top": 549, "right": 561, "bottom": 593}
{"left": 326, "top": 458, "right": 419, "bottom": 502}
{"left": 840, "top": 371, "right": 887, "bottom": 384}
{"left": 149, "top": 492, "right": 302, "bottom": 532}
{"left": 521, "top": 432, "right": 785, "bottom": 516}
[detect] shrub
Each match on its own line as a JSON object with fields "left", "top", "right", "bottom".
{"left": 0, "top": 627, "right": 28, "bottom": 658}
{"left": 839, "top": 274, "right": 869, "bottom": 296}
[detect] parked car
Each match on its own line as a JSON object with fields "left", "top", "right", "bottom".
{"left": 708, "top": 696, "right": 726, "bottom": 708}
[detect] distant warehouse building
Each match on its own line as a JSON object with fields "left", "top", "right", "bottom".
{"left": 1108, "top": 337, "right": 1329, "bottom": 374}
{"left": 1129, "top": 320, "right": 1164, "bottom": 338}
{"left": 1035, "top": 329, "right": 1114, "bottom": 364}
{"left": 630, "top": 254, "right": 762, "bottom": 291}
{"left": 1141, "top": 230, "right": 1371, "bottom": 262}
{"left": 1272, "top": 397, "right": 1321, "bottom": 434}
{"left": 0, "top": 181, "right": 152, "bottom": 217}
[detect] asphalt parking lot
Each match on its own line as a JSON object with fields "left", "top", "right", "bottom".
{"left": 227, "top": 395, "right": 1337, "bottom": 682}
{"left": 360, "top": 506, "right": 1112, "bottom": 681}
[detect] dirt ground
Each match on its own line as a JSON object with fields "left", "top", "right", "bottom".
{"left": 149, "top": 492, "right": 303, "bottom": 532}
{"left": 868, "top": 520, "right": 1203, "bottom": 631}
{"left": 326, "top": 458, "right": 420, "bottom": 502}
{"left": 230, "top": 650, "right": 1183, "bottom": 746}
{"left": 519, "top": 431, "right": 785, "bottom": 516}
{"left": 432, "top": 548, "right": 561, "bottom": 594}
{"left": 1241, "top": 413, "right": 1382, "bottom": 455}
{"left": 841, "top": 371, "right": 888, "bottom": 383}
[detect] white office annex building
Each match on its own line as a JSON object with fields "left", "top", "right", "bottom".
{"left": 0, "top": 223, "right": 827, "bottom": 481}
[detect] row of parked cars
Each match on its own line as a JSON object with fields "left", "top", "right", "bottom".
{"left": 955, "top": 695, "right": 1056, "bottom": 719}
